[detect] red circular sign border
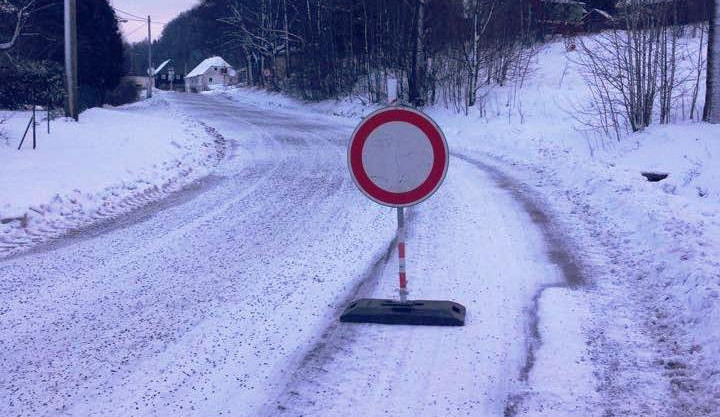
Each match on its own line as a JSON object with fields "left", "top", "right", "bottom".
{"left": 348, "top": 106, "right": 449, "bottom": 207}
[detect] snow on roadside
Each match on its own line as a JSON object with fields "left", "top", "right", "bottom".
{"left": 442, "top": 44, "right": 720, "bottom": 415}
{"left": 0, "top": 92, "right": 225, "bottom": 258}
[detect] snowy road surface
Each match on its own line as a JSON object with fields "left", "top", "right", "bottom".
{"left": 0, "top": 93, "right": 584, "bottom": 416}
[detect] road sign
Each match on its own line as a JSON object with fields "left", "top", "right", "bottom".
{"left": 342, "top": 106, "right": 463, "bottom": 326}
{"left": 348, "top": 107, "right": 448, "bottom": 208}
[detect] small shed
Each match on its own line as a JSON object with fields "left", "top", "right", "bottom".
{"left": 185, "top": 56, "right": 237, "bottom": 92}
{"left": 582, "top": 8, "right": 613, "bottom": 31}
{"left": 154, "top": 59, "right": 185, "bottom": 91}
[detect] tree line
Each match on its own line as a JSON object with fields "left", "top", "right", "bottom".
{"left": 161, "top": 0, "right": 537, "bottom": 106}
{"left": 135, "top": 0, "right": 711, "bottom": 112}
{"left": 2, "top": 0, "right": 714, "bottom": 118}
{"left": 133, "top": 0, "right": 605, "bottom": 107}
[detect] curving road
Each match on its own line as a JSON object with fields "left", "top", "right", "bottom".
{"left": 0, "top": 93, "right": 575, "bottom": 416}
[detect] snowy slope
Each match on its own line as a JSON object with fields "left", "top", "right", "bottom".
{"left": 442, "top": 43, "right": 720, "bottom": 416}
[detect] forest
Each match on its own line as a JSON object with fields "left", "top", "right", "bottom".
{"left": 1, "top": 0, "right": 713, "bottom": 116}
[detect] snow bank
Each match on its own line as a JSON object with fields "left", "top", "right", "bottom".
{"left": 0, "top": 93, "right": 224, "bottom": 257}
{"left": 609, "top": 122, "right": 720, "bottom": 202}
{"left": 442, "top": 42, "right": 720, "bottom": 416}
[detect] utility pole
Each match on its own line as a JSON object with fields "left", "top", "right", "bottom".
{"left": 147, "top": 15, "right": 153, "bottom": 99}
{"left": 64, "top": 0, "right": 78, "bottom": 120}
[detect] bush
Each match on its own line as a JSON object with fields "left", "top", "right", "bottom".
{"left": 105, "top": 78, "right": 139, "bottom": 106}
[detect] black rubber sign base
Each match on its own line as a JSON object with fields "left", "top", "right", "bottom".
{"left": 339, "top": 298, "right": 466, "bottom": 326}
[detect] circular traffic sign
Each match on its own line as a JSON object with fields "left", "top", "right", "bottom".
{"left": 348, "top": 107, "right": 448, "bottom": 207}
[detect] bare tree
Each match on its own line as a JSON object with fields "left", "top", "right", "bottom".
{"left": 217, "top": 0, "right": 540, "bottom": 106}
{"left": 0, "top": 0, "right": 35, "bottom": 51}
{"left": 220, "top": 0, "right": 304, "bottom": 88}
{"left": 408, "top": 0, "right": 427, "bottom": 106}
{"left": 462, "top": 0, "right": 496, "bottom": 110}
{"left": 690, "top": 23, "right": 708, "bottom": 120}
{"left": 574, "top": 0, "right": 693, "bottom": 138}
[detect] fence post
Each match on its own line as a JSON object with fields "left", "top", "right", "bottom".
{"left": 32, "top": 104, "right": 37, "bottom": 150}
{"left": 17, "top": 114, "right": 33, "bottom": 150}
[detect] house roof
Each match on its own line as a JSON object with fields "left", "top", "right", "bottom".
{"left": 186, "top": 56, "right": 233, "bottom": 78}
{"left": 584, "top": 8, "right": 613, "bottom": 20}
{"left": 155, "top": 59, "right": 171, "bottom": 74}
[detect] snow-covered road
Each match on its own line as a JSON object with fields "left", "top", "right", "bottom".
{"left": 0, "top": 93, "right": 584, "bottom": 416}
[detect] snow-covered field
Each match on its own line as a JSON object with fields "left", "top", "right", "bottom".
{"left": 1, "top": 37, "right": 718, "bottom": 416}
{"left": 0, "top": 94, "right": 224, "bottom": 257}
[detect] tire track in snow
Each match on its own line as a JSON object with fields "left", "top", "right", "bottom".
{"left": 451, "top": 152, "right": 589, "bottom": 416}
{"left": 0, "top": 94, "right": 395, "bottom": 417}
{"left": 260, "top": 210, "right": 418, "bottom": 416}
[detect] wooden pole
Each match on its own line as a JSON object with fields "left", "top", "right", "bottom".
{"left": 64, "top": 0, "right": 78, "bottom": 120}
{"left": 147, "top": 15, "right": 152, "bottom": 99}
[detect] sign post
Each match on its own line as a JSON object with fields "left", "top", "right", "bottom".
{"left": 341, "top": 107, "right": 466, "bottom": 326}
{"left": 397, "top": 206, "right": 406, "bottom": 301}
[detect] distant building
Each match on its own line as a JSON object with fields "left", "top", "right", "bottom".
{"left": 582, "top": 8, "right": 613, "bottom": 32}
{"left": 185, "top": 56, "right": 238, "bottom": 92}
{"left": 536, "top": 0, "right": 613, "bottom": 35}
{"left": 154, "top": 59, "right": 185, "bottom": 91}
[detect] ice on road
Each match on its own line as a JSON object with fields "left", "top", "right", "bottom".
{"left": 0, "top": 93, "right": 581, "bottom": 416}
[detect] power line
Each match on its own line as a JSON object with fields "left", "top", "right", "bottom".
{"left": 125, "top": 18, "right": 168, "bottom": 25}
{"left": 111, "top": 6, "right": 168, "bottom": 24}
{"left": 117, "top": 16, "right": 168, "bottom": 25}
{"left": 110, "top": 5, "right": 167, "bottom": 100}
{"left": 124, "top": 22, "right": 146, "bottom": 38}
{"left": 111, "top": 6, "right": 144, "bottom": 20}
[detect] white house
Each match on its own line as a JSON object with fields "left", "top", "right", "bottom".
{"left": 185, "top": 56, "right": 237, "bottom": 92}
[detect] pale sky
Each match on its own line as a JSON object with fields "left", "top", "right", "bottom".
{"left": 110, "top": 0, "right": 200, "bottom": 43}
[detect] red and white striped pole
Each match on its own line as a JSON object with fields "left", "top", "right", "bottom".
{"left": 397, "top": 207, "right": 408, "bottom": 302}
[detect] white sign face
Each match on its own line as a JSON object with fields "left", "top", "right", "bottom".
{"left": 348, "top": 107, "right": 448, "bottom": 207}
{"left": 361, "top": 121, "right": 434, "bottom": 193}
